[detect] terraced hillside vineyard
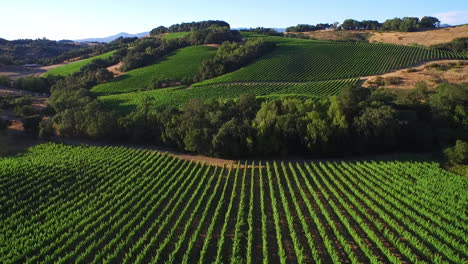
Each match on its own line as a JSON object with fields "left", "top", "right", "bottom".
{"left": 99, "top": 78, "right": 359, "bottom": 112}
{"left": 43, "top": 50, "right": 117, "bottom": 77}
{"left": 196, "top": 37, "right": 466, "bottom": 85}
{"left": 91, "top": 46, "right": 216, "bottom": 96}
{"left": 1, "top": 144, "right": 467, "bottom": 263}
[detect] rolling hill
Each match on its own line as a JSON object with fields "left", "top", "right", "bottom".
{"left": 195, "top": 36, "right": 464, "bottom": 86}
{"left": 91, "top": 46, "right": 216, "bottom": 96}
{"left": 43, "top": 50, "right": 117, "bottom": 77}
{"left": 95, "top": 34, "right": 466, "bottom": 112}
{"left": 289, "top": 25, "right": 468, "bottom": 46}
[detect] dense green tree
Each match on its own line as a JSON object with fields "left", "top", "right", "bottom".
{"left": 22, "top": 115, "right": 42, "bottom": 136}
{"left": 400, "top": 17, "right": 419, "bottom": 32}
{"left": 341, "top": 19, "right": 360, "bottom": 30}
{"left": 150, "top": 26, "right": 169, "bottom": 36}
{"left": 444, "top": 140, "right": 468, "bottom": 165}
{"left": 420, "top": 16, "right": 440, "bottom": 28}
{"left": 353, "top": 103, "right": 399, "bottom": 151}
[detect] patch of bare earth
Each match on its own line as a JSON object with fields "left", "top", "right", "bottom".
{"left": 107, "top": 62, "right": 124, "bottom": 76}
{"left": 202, "top": 44, "right": 221, "bottom": 48}
{"left": 361, "top": 60, "right": 468, "bottom": 89}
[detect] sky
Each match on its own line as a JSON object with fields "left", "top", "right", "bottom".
{"left": 1, "top": 0, "right": 467, "bottom": 40}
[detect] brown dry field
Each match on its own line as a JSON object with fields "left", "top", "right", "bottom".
{"left": 361, "top": 60, "right": 468, "bottom": 89}
{"left": 289, "top": 25, "right": 468, "bottom": 46}
{"left": 369, "top": 25, "right": 468, "bottom": 46}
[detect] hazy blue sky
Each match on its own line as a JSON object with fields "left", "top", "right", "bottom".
{"left": 1, "top": 0, "right": 467, "bottom": 40}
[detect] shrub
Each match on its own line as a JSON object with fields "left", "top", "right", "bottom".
{"left": 38, "top": 119, "right": 55, "bottom": 140}
{"left": 368, "top": 76, "right": 385, "bottom": 87}
{"left": 22, "top": 115, "right": 42, "bottom": 136}
{"left": 16, "top": 77, "right": 49, "bottom": 93}
{"left": 444, "top": 140, "right": 468, "bottom": 165}
{"left": 384, "top": 76, "right": 403, "bottom": 86}
{"left": 0, "top": 117, "right": 9, "bottom": 130}
{"left": 15, "top": 105, "right": 36, "bottom": 117}
{"left": 0, "top": 75, "right": 11, "bottom": 87}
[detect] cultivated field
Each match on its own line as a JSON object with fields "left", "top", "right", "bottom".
{"left": 1, "top": 143, "right": 467, "bottom": 263}
{"left": 99, "top": 78, "right": 359, "bottom": 112}
{"left": 95, "top": 35, "right": 466, "bottom": 112}
{"left": 197, "top": 37, "right": 465, "bottom": 85}
{"left": 43, "top": 50, "right": 117, "bottom": 77}
{"left": 91, "top": 46, "right": 216, "bottom": 96}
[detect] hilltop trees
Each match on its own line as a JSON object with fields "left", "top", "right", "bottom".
{"left": 150, "top": 26, "right": 169, "bottom": 36}
{"left": 420, "top": 16, "right": 441, "bottom": 28}
{"left": 286, "top": 15, "right": 439, "bottom": 33}
{"left": 149, "top": 20, "right": 231, "bottom": 36}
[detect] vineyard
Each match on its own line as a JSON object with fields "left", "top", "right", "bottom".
{"left": 99, "top": 78, "right": 359, "bottom": 112}
{"left": 43, "top": 50, "right": 117, "bottom": 77}
{"left": 195, "top": 37, "right": 467, "bottom": 85}
{"left": 91, "top": 46, "right": 216, "bottom": 96}
{"left": 1, "top": 143, "right": 467, "bottom": 263}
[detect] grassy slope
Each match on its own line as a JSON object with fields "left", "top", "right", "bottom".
{"left": 43, "top": 50, "right": 116, "bottom": 77}
{"left": 91, "top": 46, "right": 216, "bottom": 96}
{"left": 99, "top": 78, "right": 359, "bottom": 113}
{"left": 195, "top": 36, "right": 465, "bottom": 86}
{"left": 163, "top": 32, "right": 190, "bottom": 40}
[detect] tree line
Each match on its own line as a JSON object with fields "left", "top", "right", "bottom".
{"left": 150, "top": 20, "right": 231, "bottom": 36}
{"left": 286, "top": 16, "right": 441, "bottom": 33}
{"left": 41, "top": 71, "right": 468, "bottom": 159}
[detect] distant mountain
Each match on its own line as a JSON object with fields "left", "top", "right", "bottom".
{"left": 439, "top": 24, "right": 452, "bottom": 28}
{"left": 75, "top": 32, "right": 149, "bottom": 43}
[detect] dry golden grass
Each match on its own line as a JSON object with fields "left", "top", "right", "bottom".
{"left": 287, "top": 25, "right": 468, "bottom": 46}
{"left": 369, "top": 25, "right": 468, "bottom": 46}
{"left": 362, "top": 60, "right": 468, "bottom": 89}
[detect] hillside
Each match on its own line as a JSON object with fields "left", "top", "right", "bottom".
{"left": 1, "top": 143, "right": 466, "bottom": 263}
{"left": 0, "top": 38, "right": 88, "bottom": 65}
{"left": 369, "top": 25, "right": 468, "bottom": 46}
{"left": 195, "top": 36, "right": 464, "bottom": 85}
{"left": 91, "top": 46, "right": 216, "bottom": 96}
{"left": 95, "top": 34, "right": 466, "bottom": 112}
{"left": 289, "top": 25, "right": 468, "bottom": 46}
{"left": 99, "top": 78, "right": 359, "bottom": 112}
{"left": 43, "top": 50, "right": 117, "bottom": 77}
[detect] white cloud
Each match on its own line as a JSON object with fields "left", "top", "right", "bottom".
{"left": 433, "top": 11, "right": 468, "bottom": 25}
